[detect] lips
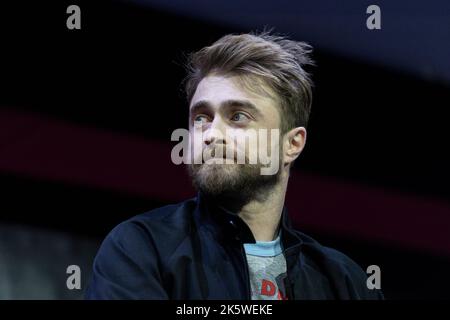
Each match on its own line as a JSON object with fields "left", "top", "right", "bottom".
{"left": 199, "top": 144, "right": 250, "bottom": 164}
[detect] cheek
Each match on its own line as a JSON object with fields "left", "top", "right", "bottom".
{"left": 230, "top": 130, "right": 257, "bottom": 152}
{"left": 188, "top": 130, "right": 203, "bottom": 161}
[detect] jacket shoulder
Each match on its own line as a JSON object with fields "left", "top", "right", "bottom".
{"left": 104, "top": 197, "right": 197, "bottom": 258}
{"left": 296, "top": 231, "right": 384, "bottom": 299}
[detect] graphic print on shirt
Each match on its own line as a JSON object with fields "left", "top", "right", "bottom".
{"left": 243, "top": 233, "right": 288, "bottom": 300}
{"left": 245, "top": 254, "right": 288, "bottom": 299}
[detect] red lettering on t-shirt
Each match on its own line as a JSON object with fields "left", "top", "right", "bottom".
{"left": 261, "top": 279, "right": 276, "bottom": 296}
{"left": 260, "top": 279, "right": 289, "bottom": 300}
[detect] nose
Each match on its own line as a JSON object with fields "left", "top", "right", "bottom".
{"left": 204, "top": 116, "right": 227, "bottom": 146}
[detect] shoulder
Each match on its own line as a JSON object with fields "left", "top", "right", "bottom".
{"left": 101, "top": 197, "right": 197, "bottom": 258}
{"left": 112, "top": 197, "right": 196, "bottom": 236}
{"left": 86, "top": 200, "right": 199, "bottom": 299}
{"left": 295, "top": 231, "right": 384, "bottom": 299}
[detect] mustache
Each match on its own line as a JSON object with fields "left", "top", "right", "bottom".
{"left": 199, "top": 144, "right": 249, "bottom": 163}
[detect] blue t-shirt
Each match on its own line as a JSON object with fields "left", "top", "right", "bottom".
{"left": 243, "top": 232, "right": 288, "bottom": 300}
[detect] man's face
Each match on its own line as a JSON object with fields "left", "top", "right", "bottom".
{"left": 187, "top": 73, "right": 283, "bottom": 201}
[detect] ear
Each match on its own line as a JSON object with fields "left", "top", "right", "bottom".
{"left": 283, "top": 127, "right": 307, "bottom": 167}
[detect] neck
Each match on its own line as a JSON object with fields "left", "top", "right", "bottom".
{"left": 236, "top": 174, "right": 289, "bottom": 242}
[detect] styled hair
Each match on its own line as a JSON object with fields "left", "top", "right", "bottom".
{"left": 183, "top": 29, "right": 314, "bottom": 134}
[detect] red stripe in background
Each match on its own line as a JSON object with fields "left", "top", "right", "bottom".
{"left": 1, "top": 108, "right": 449, "bottom": 255}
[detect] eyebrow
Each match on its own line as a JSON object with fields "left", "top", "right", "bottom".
{"left": 190, "top": 99, "right": 263, "bottom": 117}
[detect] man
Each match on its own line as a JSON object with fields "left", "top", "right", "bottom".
{"left": 86, "top": 31, "right": 383, "bottom": 300}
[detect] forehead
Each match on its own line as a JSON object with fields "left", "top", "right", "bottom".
{"left": 189, "top": 74, "right": 276, "bottom": 111}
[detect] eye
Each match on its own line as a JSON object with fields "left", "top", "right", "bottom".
{"left": 194, "top": 115, "right": 209, "bottom": 124}
{"left": 231, "top": 112, "right": 250, "bottom": 122}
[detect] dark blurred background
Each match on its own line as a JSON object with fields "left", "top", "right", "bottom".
{"left": 0, "top": 0, "right": 449, "bottom": 299}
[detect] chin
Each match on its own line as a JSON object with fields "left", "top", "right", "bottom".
{"left": 199, "top": 163, "right": 238, "bottom": 182}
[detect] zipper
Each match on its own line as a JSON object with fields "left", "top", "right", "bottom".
{"left": 283, "top": 263, "right": 294, "bottom": 300}
{"left": 240, "top": 244, "right": 252, "bottom": 300}
{"left": 282, "top": 244, "right": 302, "bottom": 300}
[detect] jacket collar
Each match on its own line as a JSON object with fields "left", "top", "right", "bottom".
{"left": 194, "top": 191, "right": 303, "bottom": 251}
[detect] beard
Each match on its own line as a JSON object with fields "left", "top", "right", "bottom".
{"left": 187, "top": 155, "right": 282, "bottom": 205}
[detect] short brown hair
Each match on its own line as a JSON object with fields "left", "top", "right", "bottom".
{"left": 183, "top": 30, "right": 314, "bottom": 134}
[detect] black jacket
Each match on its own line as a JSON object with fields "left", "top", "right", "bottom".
{"left": 85, "top": 192, "right": 383, "bottom": 300}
